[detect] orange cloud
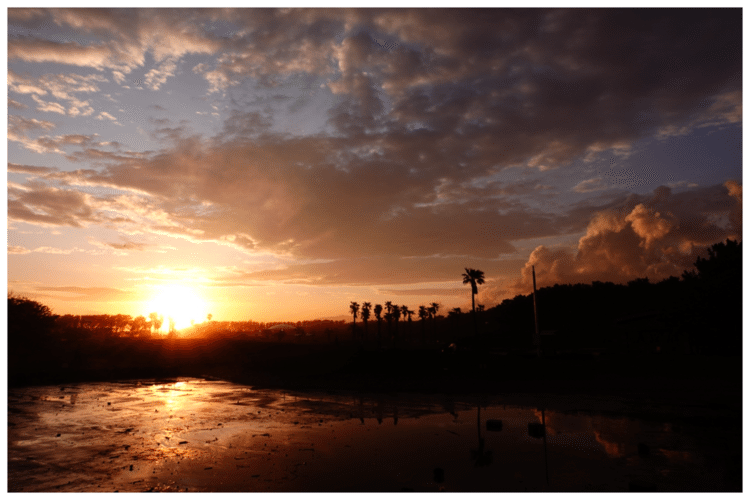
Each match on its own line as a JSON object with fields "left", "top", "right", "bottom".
{"left": 512, "top": 184, "right": 742, "bottom": 293}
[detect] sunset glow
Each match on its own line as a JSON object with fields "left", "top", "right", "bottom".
{"left": 144, "top": 285, "right": 209, "bottom": 331}
{"left": 6, "top": 8, "right": 742, "bottom": 324}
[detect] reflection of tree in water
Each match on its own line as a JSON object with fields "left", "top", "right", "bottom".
{"left": 471, "top": 402, "right": 492, "bottom": 467}
{"left": 442, "top": 397, "right": 458, "bottom": 421}
{"left": 528, "top": 408, "right": 550, "bottom": 487}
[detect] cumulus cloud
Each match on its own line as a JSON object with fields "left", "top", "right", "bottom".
{"left": 510, "top": 183, "right": 742, "bottom": 294}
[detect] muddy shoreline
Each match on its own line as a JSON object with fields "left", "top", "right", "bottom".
{"left": 8, "top": 376, "right": 743, "bottom": 492}
{"left": 10, "top": 347, "right": 742, "bottom": 429}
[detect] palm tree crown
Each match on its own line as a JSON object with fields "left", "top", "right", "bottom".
{"left": 462, "top": 268, "right": 485, "bottom": 295}
{"left": 462, "top": 268, "right": 485, "bottom": 337}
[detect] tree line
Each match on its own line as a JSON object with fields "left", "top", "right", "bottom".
{"left": 7, "top": 240, "right": 741, "bottom": 387}
{"left": 348, "top": 268, "right": 487, "bottom": 347}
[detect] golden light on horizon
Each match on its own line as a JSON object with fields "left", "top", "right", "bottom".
{"left": 144, "top": 285, "right": 209, "bottom": 331}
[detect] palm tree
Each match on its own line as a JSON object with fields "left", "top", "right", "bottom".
{"left": 428, "top": 302, "right": 440, "bottom": 342}
{"left": 462, "top": 268, "right": 485, "bottom": 337}
{"left": 349, "top": 301, "right": 360, "bottom": 341}
{"left": 418, "top": 305, "right": 428, "bottom": 342}
{"left": 361, "top": 302, "right": 372, "bottom": 342}
{"left": 393, "top": 305, "right": 402, "bottom": 347}
{"left": 403, "top": 306, "right": 414, "bottom": 344}
{"left": 385, "top": 301, "right": 394, "bottom": 344}
{"left": 374, "top": 304, "right": 383, "bottom": 347}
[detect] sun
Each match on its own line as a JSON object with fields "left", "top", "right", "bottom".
{"left": 145, "top": 285, "right": 208, "bottom": 332}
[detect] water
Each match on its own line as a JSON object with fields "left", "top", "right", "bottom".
{"left": 7, "top": 378, "right": 740, "bottom": 492}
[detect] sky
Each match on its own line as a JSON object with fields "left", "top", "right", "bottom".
{"left": 6, "top": 7, "right": 743, "bottom": 326}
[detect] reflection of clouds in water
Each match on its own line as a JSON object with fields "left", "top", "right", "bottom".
{"left": 590, "top": 415, "right": 632, "bottom": 458}
{"left": 8, "top": 380, "right": 735, "bottom": 492}
{"left": 658, "top": 449, "right": 693, "bottom": 462}
{"left": 594, "top": 430, "right": 624, "bottom": 458}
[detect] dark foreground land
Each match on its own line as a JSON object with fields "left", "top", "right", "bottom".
{"left": 8, "top": 339, "right": 742, "bottom": 492}
{"left": 9, "top": 336, "right": 742, "bottom": 420}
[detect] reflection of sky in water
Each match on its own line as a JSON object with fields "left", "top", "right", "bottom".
{"left": 8, "top": 378, "right": 738, "bottom": 492}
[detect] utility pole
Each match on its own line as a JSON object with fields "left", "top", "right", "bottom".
{"left": 532, "top": 265, "right": 541, "bottom": 357}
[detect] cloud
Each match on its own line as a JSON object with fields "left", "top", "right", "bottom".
{"left": 87, "top": 237, "right": 151, "bottom": 253}
{"left": 144, "top": 57, "right": 178, "bottom": 90}
{"left": 8, "top": 98, "right": 28, "bottom": 110}
{"left": 208, "top": 255, "right": 526, "bottom": 288}
{"left": 8, "top": 163, "right": 57, "bottom": 175}
{"left": 6, "top": 9, "right": 742, "bottom": 311}
{"left": 8, "top": 184, "right": 103, "bottom": 228}
{"left": 31, "top": 94, "right": 67, "bottom": 114}
{"left": 510, "top": 183, "right": 742, "bottom": 294}
{"left": 7, "top": 115, "right": 56, "bottom": 143}
{"left": 8, "top": 245, "right": 31, "bottom": 254}
{"left": 9, "top": 8, "right": 224, "bottom": 81}
{"left": 40, "top": 133, "right": 573, "bottom": 260}
{"left": 376, "top": 287, "right": 466, "bottom": 297}
{"left": 572, "top": 177, "right": 608, "bottom": 193}
{"left": 8, "top": 37, "right": 117, "bottom": 69}
{"left": 32, "top": 285, "right": 136, "bottom": 302}
{"left": 8, "top": 9, "right": 740, "bottom": 171}
{"left": 96, "top": 111, "right": 118, "bottom": 122}
{"left": 9, "top": 70, "right": 103, "bottom": 117}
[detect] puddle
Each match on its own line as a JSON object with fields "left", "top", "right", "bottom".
{"left": 7, "top": 378, "right": 740, "bottom": 492}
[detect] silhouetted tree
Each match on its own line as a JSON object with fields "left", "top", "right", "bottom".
{"left": 149, "top": 312, "right": 163, "bottom": 334}
{"left": 472, "top": 402, "right": 493, "bottom": 467}
{"left": 693, "top": 238, "right": 742, "bottom": 281}
{"left": 361, "top": 302, "right": 372, "bottom": 342}
{"left": 374, "top": 304, "right": 383, "bottom": 347}
{"left": 393, "top": 304, "right": 401, "bottom": 346}
{"left": 349, "top": 301, "right": 360, "bottom": 340}
{"left": 8, "top": 293, "right": 58, "bottom": 350}
{"left": 680, "top": 239, "right": 742, "bottom": 353}
{"left": 385, "top": 301, "right": 394, "bottom": 343}
{"left": 428, "top": 302, "right": 440, "bottom": 342}
{"left": 131, "top": 315, "right": 150, "bottom": 338}
{"left": 418, "top": 305, "right": 429, "bottom": 342}
{"left": 403, "top": 306, "right": 414, "bottom": 343}
{"left": 462, "top": 268, "right": 485, "bottom": 337}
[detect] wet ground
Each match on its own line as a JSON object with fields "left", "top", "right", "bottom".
{"left": 7, "top": 378, "right": 741, "bottom": 492}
